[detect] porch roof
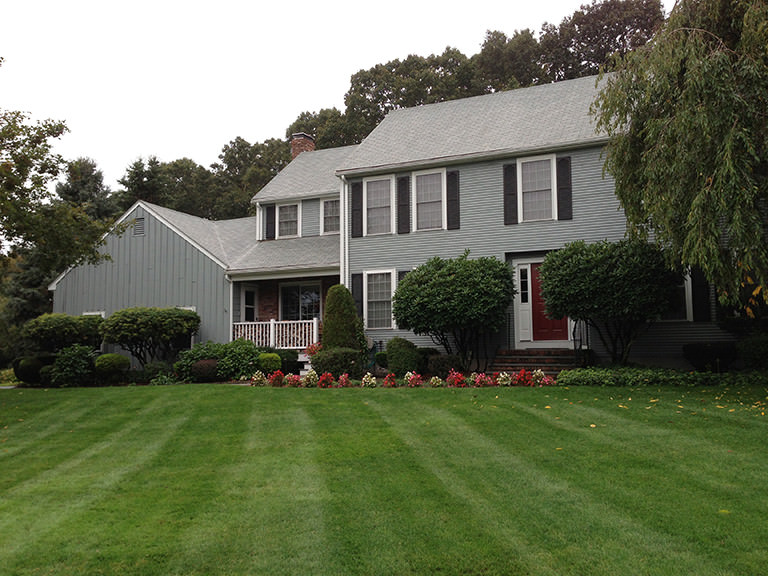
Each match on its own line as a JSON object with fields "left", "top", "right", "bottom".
{"left": 227, "top": 234, "right": 339, "bottom": 276}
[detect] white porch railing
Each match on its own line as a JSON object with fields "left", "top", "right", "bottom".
{"left": 232, "top": 318, "right": 319, "bottom": 350}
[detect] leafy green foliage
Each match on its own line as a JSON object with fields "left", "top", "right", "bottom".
{"left": 99, "top": 307, "right": 200, "bottom": 367}
{"left": 539, "top": 239, "right": 677, "bottom": 365}
{"left": 557, "top": 365, "right": 768, "bottom": 387}
{"left": 22, "top": 313, "right": 103, "bottom": 353}
{"left": 737, "top": 332, "right": 768, "bottom": 370}
{"left": 50, "top": 344, "right": 97, "bottom": 388}
{"left": 321, "top": 284, "right": 367, "bottom": 374}
{"left": 55, "top": 157, "right": 120, "bottom": 221}
{"left": 257, "top": 352, "right": 282, "bottom": 375}
{"left": 392, "top": 251, "right": 515, "bottom": 370}
{"left": 385, "top": 337, "right": 420, "bottom": 377}
{"left": 173, "top": 341, "right": 227, "bottom": 381}
{"left": 94, "top": 353, "right": 131, "bottom": 384}
{"left": 216, "top": 338, "right": 261, "bottom": 380}
{"left": 310, "top": 347, "right": 364, "bottom": 379}
{"left": 592, "top": 0, "right": 768, "bottom": 311}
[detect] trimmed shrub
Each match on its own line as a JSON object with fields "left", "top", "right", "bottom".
{"left": 311, "top": 347, "right": 364, "bottom": 379}
{"left": 428, "top": 354, "right": 465, "bottom": 379}
{"left": 322, "top": 285, "right": 362, "bottom": 349}
{"left": 258, "top": 352, "right": 282, "bottom": 374}
{"left": 100, "top": 307, "right": 200, "bottom": 367}
{"left": 51, "top": 344, "right": 98, "bottom": 388}
{"left": 174, "top": 341, "right": 226, "bottom": 381}
{"left": 190, "top": 359, "right": 219, "bottom": 382}
{"left": 375, "top": 351, "right": 388, "bottom": 368}
{"left": 417, "top": 347, "right": 440, "bottom": 374}
{"left": 13, "top": 356, "right": 44, "bottom": 385}
{"left": 682, "top": 341, "right": 738, "bottom": 372}
{"left": 94, "top": 353, "right": 131, "bottom": 385}
{"left": 23, "top": 313, "right": 103, "bottom": 353}
{"left": 736, "top": 332, "right": 768, "bottom": 370}
{"left": 555, "top": 366, "right": 767, "bottom": 387}
{"left": 274, "top": 348, "right": 302, "bottom": 374}
{"left": 217, "top": 339, "right": 261, "bottom": 380}
{"left": 128, "top": 361, "right": 173, "bottom": 385}
{"left": 385, "top": 337, "right": 419, "bottom": 377}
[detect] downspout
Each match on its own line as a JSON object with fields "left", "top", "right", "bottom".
{"left": 340, "top": 175, "right": 349, "bottom": 287}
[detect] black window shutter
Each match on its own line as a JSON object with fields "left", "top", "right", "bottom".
{"left": 503, "top": 164, "right": 518, "bottom": 225}
{"left": 396, "top": 176, "right": 411, "bottom": 234}
{"left": 398, "top": 270, "right": 409, "bottom": 284}
{"left": 446, "top": 170, "right": 460, "bottom": 230}
{"left": 351, "top": 182, "right": 363, "bottom": 238}
{"left": 557, "top": 157, "right": 573, "bottom": 221}
{"left": 265, "top": 205, "right": 276, "bottom": 240}
{"left": 351, "top": 273, "right": 364, "bottom": 318}
{"left": 691, "top": 267, "right": 711, "bottom": 322}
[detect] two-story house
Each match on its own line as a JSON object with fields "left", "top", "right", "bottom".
{"left": 50, "top": 76, "right": 729, "bottom": 366}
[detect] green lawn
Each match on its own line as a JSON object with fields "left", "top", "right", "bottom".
{"left": 1, "top": 383, "right": 766, "bottom": 575}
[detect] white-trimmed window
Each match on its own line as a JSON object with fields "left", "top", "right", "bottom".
{"left": 322, "top": 199, "right": 340, "bottom": 234}
{"left": 277, "top": 204, "right": 299, "bottom": 238}
{"left": 413, "top": 169, "right": 446, "bottom": 231}
{"left": 662, "top": 273, "right": 694, "bottom": 321}
{"left": 364, "top": 270, "right": 395, "bottom": 329}
{"left": 364, "top": 177, "right": 394, "bottom": 235}
{"left": 518, "top": 155, "right": 557, "bottom": 222}
{"left": 241, "top": 287, "right": 257, "bottom": 322}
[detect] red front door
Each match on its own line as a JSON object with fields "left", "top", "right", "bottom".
{"left": 531, "top": 263, "right": 568, "bottom": 341}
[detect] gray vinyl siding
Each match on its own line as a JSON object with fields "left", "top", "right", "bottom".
{"left": 348, "top": 147, "right": 623, "bottom": 272}
{"left": 348, "top": 147, "right": 624, "bottom": 349}
{"left": 52, "top": 205, "right": 232, "bottom": 344}
{"left": 302, "top": 198, "right": 320, "bottom": 237}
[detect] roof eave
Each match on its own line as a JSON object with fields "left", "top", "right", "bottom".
{"left": 335, "top": 136, "right": 609, "bottom": 178}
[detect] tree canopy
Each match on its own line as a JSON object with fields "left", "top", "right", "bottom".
{"left": 538, "top": 239, "right": 678, "bottom": 364}
{"left": 392, "top": 251, "right": 515, "bottom": 370}
{"left": 592, "top": 0, "right": 768, "bottom": 313}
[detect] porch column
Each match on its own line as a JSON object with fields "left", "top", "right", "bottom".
{"left": 269, "top": 319, "right": 276, "bottom": 348}
{"left": 312, "top": 317, "right": 320, "bottom": 344}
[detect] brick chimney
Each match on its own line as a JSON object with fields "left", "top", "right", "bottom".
{"left": 290, "top": 132, "right": 315, "bottom": 159}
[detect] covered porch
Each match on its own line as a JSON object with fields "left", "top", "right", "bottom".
{"left": 232, "top": 318, "right": 319, "bottom": 350}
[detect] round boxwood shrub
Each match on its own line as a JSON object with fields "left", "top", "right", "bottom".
{"left": 385, "top": 337, "right": 419, "bottom": 377}
{"left": 94, "top": 353, "right": 131, "bottom": 385}
{"left": 190, "top": 358, "right": 220, "bottom": 382}
{"left": 13, "top": 354, "right": 57, "bottom": 386}
{"left": 257, "top": 352, "right": 282, "bottom": 375}
{"left": 174, "top": 341, "right": 226, "bottom": 381}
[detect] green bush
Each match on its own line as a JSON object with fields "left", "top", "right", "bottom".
{"left": 174, "top": 341, "right": 227, "bottom": 381}
{"left": 385, "top": 337, "right": 420, "bottom": 377}
{"left": 736, "top": 332, "right": 768, "bottom": 370}
{"left": 322, "top": 285, "right": 362, "bottom": 349}
{"left": 257, "top": 352, "right": 282, "bottom": 374}
{"left": 417, "top": 347, "right": 440, "bottom": 374}
{"left": 13, "top": 355, "right": 56, "bottom": 386}
{"left": 274, "top": 348, "right": 302, "bottom": 374}
{"left": 128, "top": 361, "right": 174, "bottom": 385}
{"left": 375, "top": 351, "right": 388, "bottom": 368}
{"left": 217, "top": 339, "right": 262, "bottom": 380}
{"left": 555, "top": 366, "right": 766, "bottom": 387}
{"left": 100, "top": 307, "right": 200, "bottom": 367}
{"left": 94, "top": 353, "right": 131, "bottom": 384}
{"left": 23, "top": 313, "right": 103, "bottom": 353}
{"left": 190, "top": 359, "right": 219, "bottom": 382}
{"left": 682, "top": 341, "right": 738, "bottom": 372}
{"left": 311, "top": 347, "right": 364, "bottom": 379}
{"left": 427, "top": 354, "right": 465, "bottom": 379}
{"left": 51, "top": 344, "right": 97, "bottom": 388}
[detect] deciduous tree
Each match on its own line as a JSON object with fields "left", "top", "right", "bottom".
{"left": 592, "top": 0, "right": 768, "bottom": 312}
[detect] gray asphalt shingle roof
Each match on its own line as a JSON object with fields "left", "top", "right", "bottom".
{"left": 254, "top": 145, "right": 358, "bottom": 203}
{"left": 140, "top": 202, "right": 338, "bottom": 276}
{"left": 337, "top": 75, "right": 607, "bottom": 176}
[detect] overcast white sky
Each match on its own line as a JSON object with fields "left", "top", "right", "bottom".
{"left": 1, "top": 0, "right": 666, "bottom": 190}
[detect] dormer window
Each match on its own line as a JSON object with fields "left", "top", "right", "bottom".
{"left": 277, "top": 204, "right": 299, "bottom": 238}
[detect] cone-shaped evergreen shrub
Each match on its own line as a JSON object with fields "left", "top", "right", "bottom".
{"left": 320, "top": 284, "right": 368, "bottom": 373}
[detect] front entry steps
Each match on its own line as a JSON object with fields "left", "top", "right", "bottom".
{"left": 488, "top": 349, "right": 582, "bottom": 378}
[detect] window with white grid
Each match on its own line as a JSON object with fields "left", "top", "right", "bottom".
{"left": 278, "top": 204, "right": 298, "bottom": 237}
{"left": 365, "top": 178, "right": 392, "bottom": 235}
{"left": 519, "top": 157, "right": 555, "bottom": 221}
{"left": 365, "top": 271, "right": 393, "bottom": 329}
{"left": 322, "top": 199, "right": 340, "bottom": 234}
{"left": 415, "top": 171, "right": 444, "bottom": 230}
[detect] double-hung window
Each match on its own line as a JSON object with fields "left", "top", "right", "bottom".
{"left": 280, "top": 283, "right": 320, "bottom": 321}
{"left": 365, "top": 270, "right": 394, "bottom": 329}
{"left": 414, "top": 170, "right": 445, "bottom": 230}
{"left": 364, "top": 177, "right": 393, "bottom": 235}
{"left": 322, "top": 199, "right": 340, "bottom": 234}
{"left": 519, "top": 155, "right": 557, "bottom": 222}
{"left": 278, "top": 204, "right": 299, "bottom": 237}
